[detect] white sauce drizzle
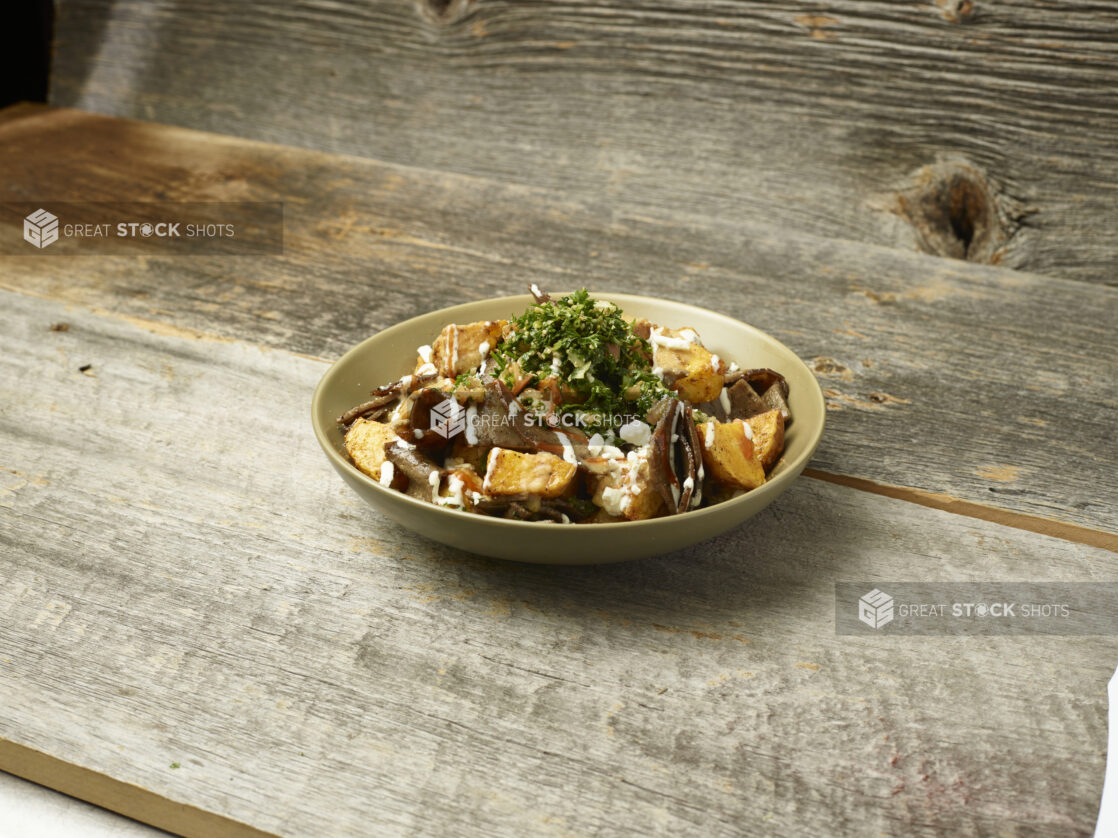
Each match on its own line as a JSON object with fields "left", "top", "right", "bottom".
{"left": 704, "top": 422, "right": 715, "bottom": 448}
{"left": 556, "top": 431, "right": 578, "bottom": 465}
{"left": 436, "top": 473, "right": 466, "bottom": 508}
{"left": 428, "top": 469, "right": 441, "bottom": 502}
{"left": 649, "top": 326, "right": 693, "bottom": 352}
{"left": 379, "top": 461, "right": 394, "bottom": 487}
{"left": 417, "top": 345, "right": 433, "bottom": 364}
{"left": 465, "top": 404, "right": 479, "bottom": 445}
{"left": 719, "top": 387, "right": 731, "bottom": 415}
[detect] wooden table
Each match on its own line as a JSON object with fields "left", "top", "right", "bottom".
{"left": 2, "top": 4, "right": 1117, "bottom": 833}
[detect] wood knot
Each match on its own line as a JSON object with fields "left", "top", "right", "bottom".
{"left": 891, "top": 161, "right": 1012, "bottom": 263}
{"left": 418, "top": 0, "right": 474, "bottom": 25}
{"left": 936, "top": 0, "right": 975, "bottom": 23}
{"left": 811, "top": 357, "right": 854, "bottom": 381}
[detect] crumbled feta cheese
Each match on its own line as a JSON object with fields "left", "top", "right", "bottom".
{"left": 600, "top": 485, "right": 627, "bottom": 517}
{"left": 618, "top": 419, "right": 651, "bottom": 447}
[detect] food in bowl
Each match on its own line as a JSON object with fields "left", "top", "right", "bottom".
{"left": 336, "top": 287, "right": 791, "bottom": 524}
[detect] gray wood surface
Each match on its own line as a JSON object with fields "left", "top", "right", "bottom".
{"left": 0, "top": 290, "right": 1114, "bottom": 837}
{"left": 49, "top": 0, "right": 1118, "bottom": 283}
{"left": 1, "top": 106, "right": 1115, "bottom": 537}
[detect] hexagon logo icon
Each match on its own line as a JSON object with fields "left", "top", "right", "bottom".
{"left": 858, "top": 589, "right": 894, "bottom": 629}
{"left": 24, "top": 208, "right": 59, "bottom": 249}
{"left": 430, "top": 398, "right": 466, "bottom": 439}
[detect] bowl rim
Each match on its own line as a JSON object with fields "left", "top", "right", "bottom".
{"left": 311, "top": 291, "right": 825, "bottom": 532}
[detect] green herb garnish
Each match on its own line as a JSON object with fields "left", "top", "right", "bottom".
{"left": 493, "top": 289, "right": 671, "bottom": 433}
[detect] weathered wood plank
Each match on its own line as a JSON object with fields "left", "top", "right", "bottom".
{"left": 49, "top": 0, "right": 1118, "bottom": 282}
{"left": 0, "top": 105, "right": 1115, "bottom": 535}
{"left": 0, "top": 290, "right": 1114, "bottom": 836}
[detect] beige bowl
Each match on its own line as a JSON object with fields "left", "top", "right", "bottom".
{"left": 312, "top": 293, "right": 825, "bottom": 564}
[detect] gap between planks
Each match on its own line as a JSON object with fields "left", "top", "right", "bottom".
{"left": 0, "top": 740, "right": 276, "bottom": 838}
{"left": 8, "top": 285, "right": 1113, "bottom": 556}
{"left": 805, "top": 469, "right": 1118, "bottom": 554}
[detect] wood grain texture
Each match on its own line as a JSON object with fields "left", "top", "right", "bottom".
{"left": 48, "top": 0, "right": 1118, "bottom": 282}
{"left": 0, "top": 291, "right": 1114, "bottom": 837}
{"left": 0, "top": 105, "right": 1115, "bottom": 534}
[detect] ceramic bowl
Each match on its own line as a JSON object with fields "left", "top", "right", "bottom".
{"left": 312, "top": 293, "right": 825, "bottom": 564}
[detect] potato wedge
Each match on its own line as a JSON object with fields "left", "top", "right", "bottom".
{"left": 649, "top": 326, "right": 724, "bottom": 404}
{"left": 744, "top": 409, "right": 785, "bottom": 471}
{"left": 344, "top": 418, "right": 399, "bottom": 481}
{"left": 697, "top": 420, "right": 766, "bottom": 490}
{"left": 482, "top": 448, "right": 577, "bottom": 498}
{"left": 590, "top": 455, "right": 664, "bottom": 521}
{"left": 420, "top": 320, "right": 506, "bottom": 378}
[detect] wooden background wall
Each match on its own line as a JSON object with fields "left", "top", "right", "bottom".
{"left": 49, "top": 0, "right": 1118, "bottom": 284}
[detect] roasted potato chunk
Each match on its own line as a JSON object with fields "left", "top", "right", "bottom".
{"left": 590, "top": 455, "right": 664, "bottom": 521}
{"left": 744, "top": 409, "right": 785, "bottom": 471}
{"left": 419, "top": 320, "right": 506, "bottom": 378}
{"left": 650, "top": 326, "right": 724, "bottom": 404}
{"left": 697, "top": 420, "right": 766, "bottom": 491}
{"left": 344, "top": 418, "right": 399, "bottom": 481}
{"left": 482, "top": 448, "right": 577, "bottom": 498}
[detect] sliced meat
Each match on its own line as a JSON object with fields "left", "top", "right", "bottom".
{"left": 678, "top": 405, "right": 702, "bottom": 510}
{"left": 725, "top": 368, "right": 789, "bottom": 401}
{"left": 407, "top": 388, "right": 458, "bottom": 452}
{"left": 699, "top": 379, "right": 768, "bottom": 422}
{"left": 385, "top": 441, "right": 444, "bottom": 489}
{"left": 336, "top": 389, "right": 401, "bottom": 426}
{"left": 473, "top": 380, "right": 588, "bottom": 457}
{"left": 336, "top": 372, "right": 440, "bottom": 427}
{"left": 647, "top": 399, "right": 685, "bottom": 514}
{"left": 646, "top": 398, "right": 703, "bottom": 515}
{"left": 760, "top": 383, "right": 792, "bottom": 425}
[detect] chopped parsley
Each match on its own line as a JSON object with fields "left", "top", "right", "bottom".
{"left": 491, "top": 288, "right": 671, "bottom": 433}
